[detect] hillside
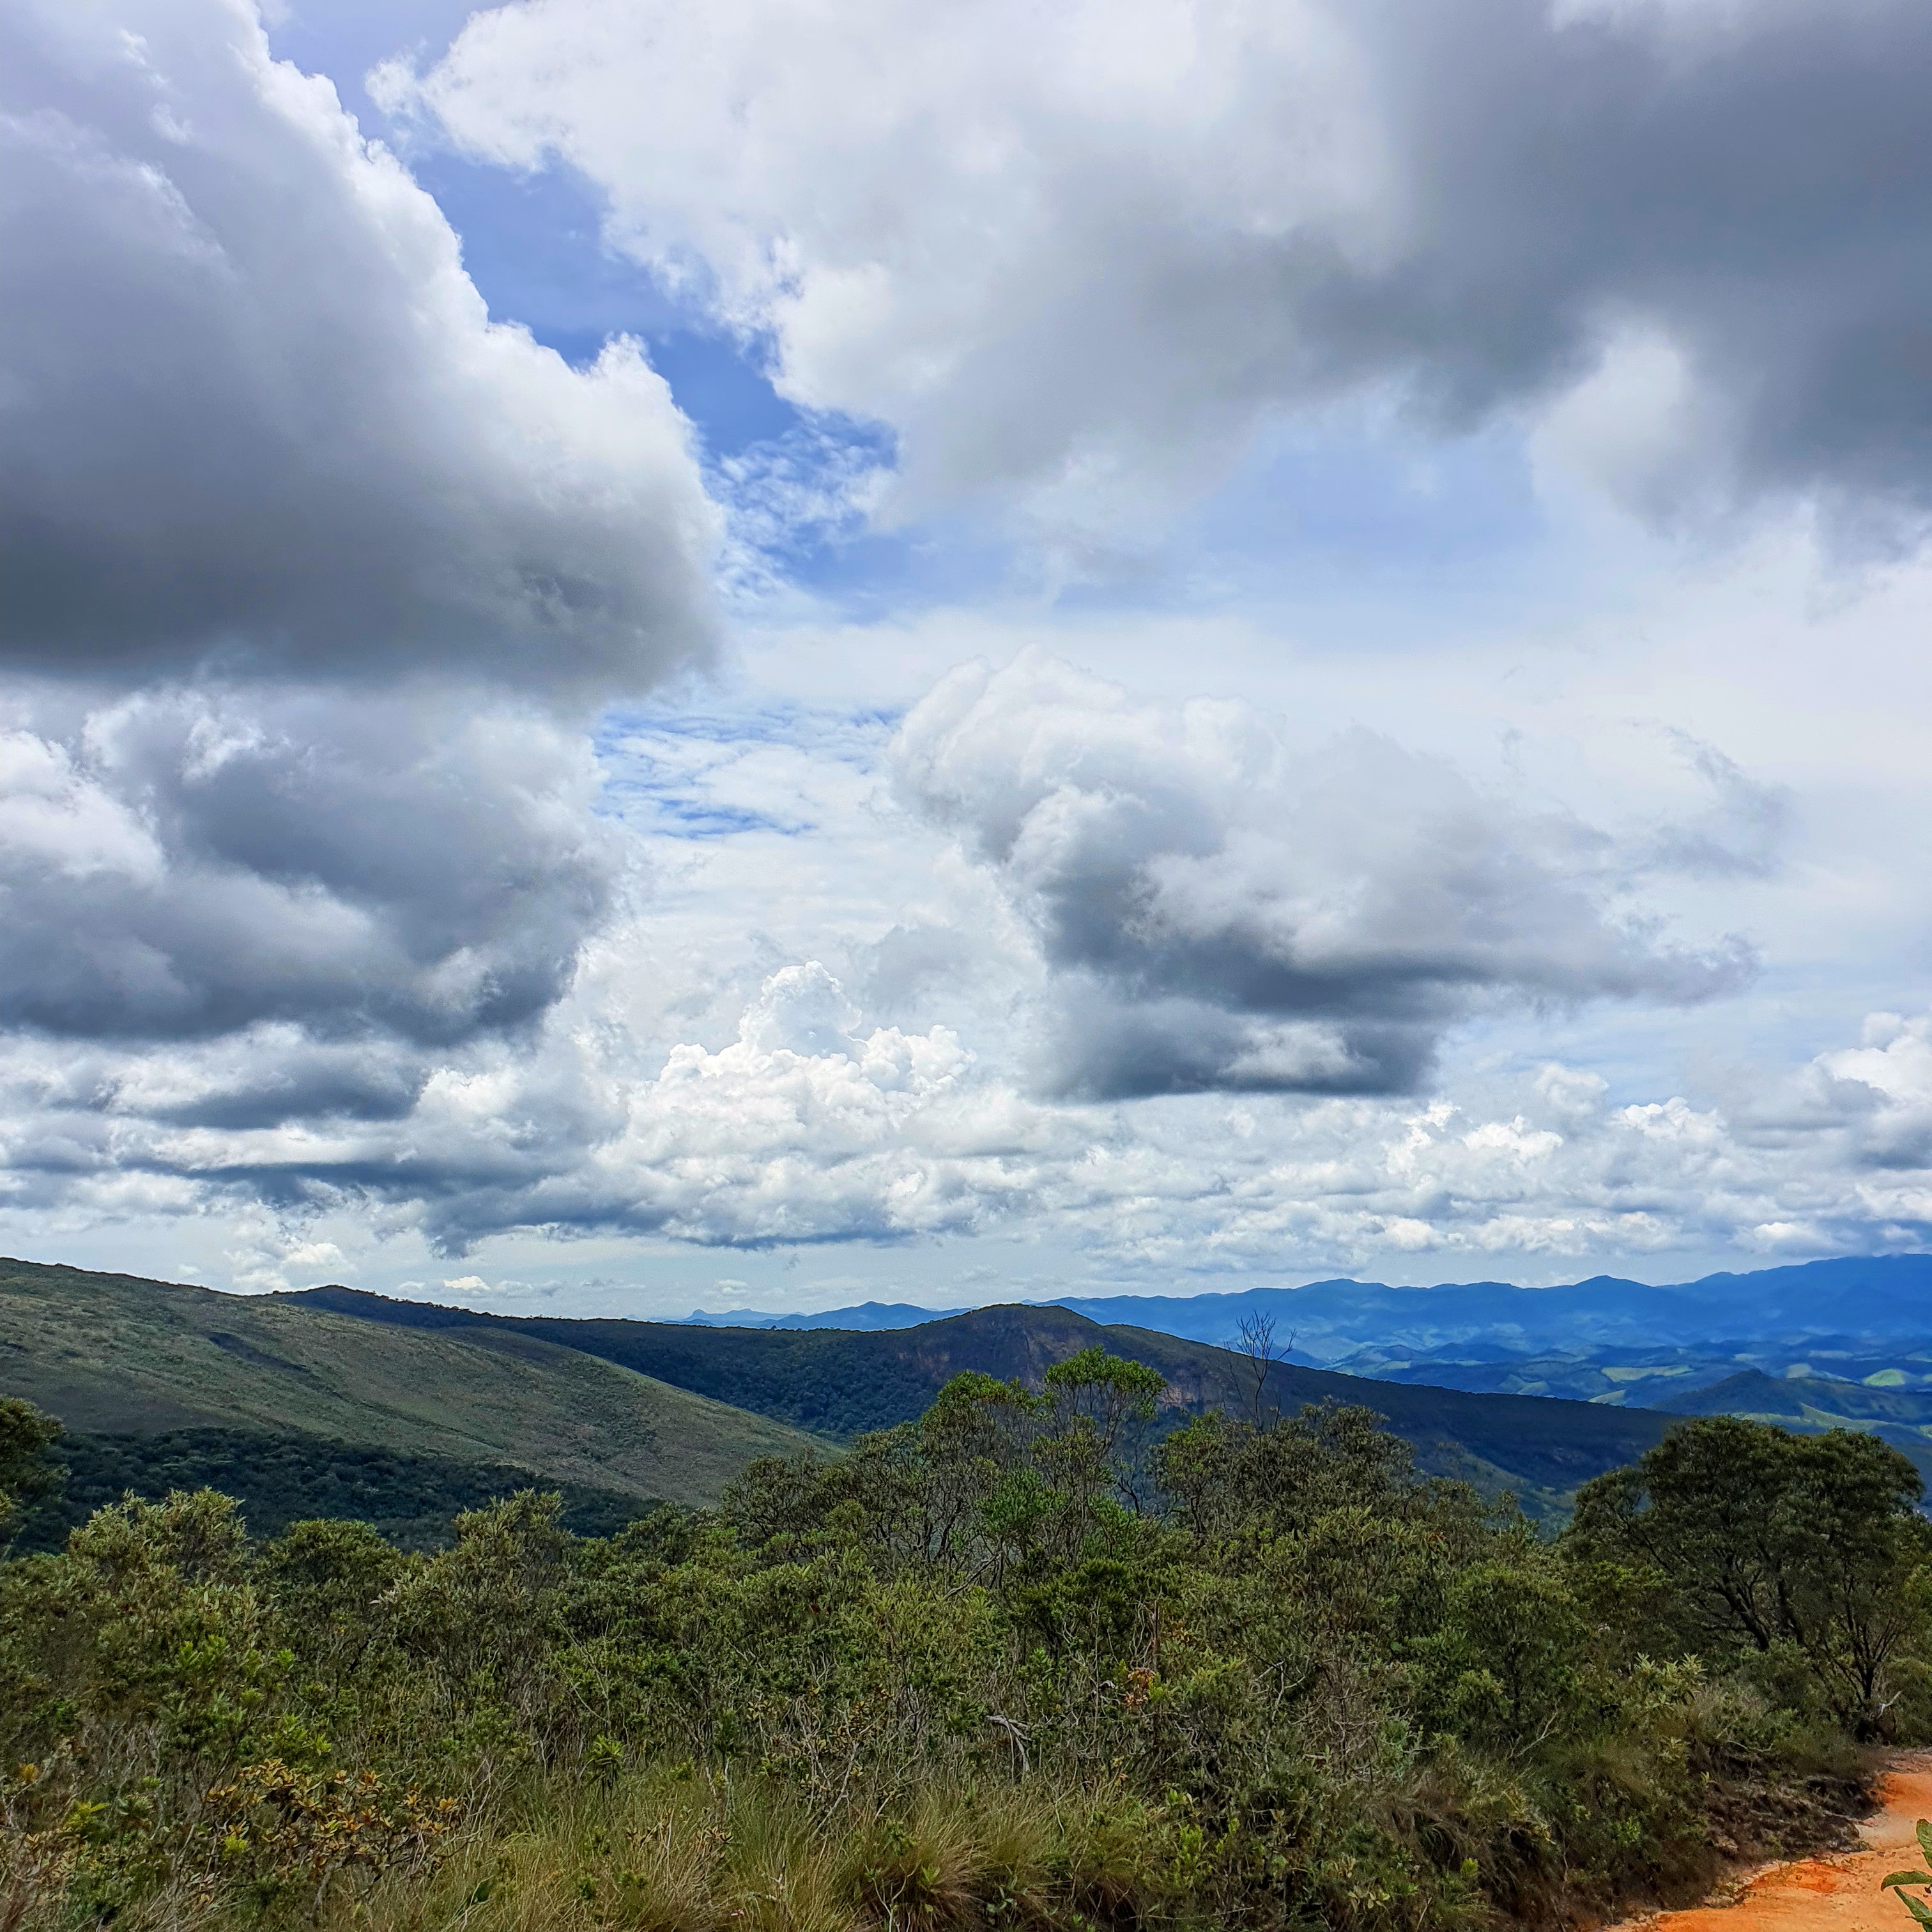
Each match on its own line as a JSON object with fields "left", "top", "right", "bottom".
{"left": 288, "top": 1284, "right": 1675, "bottom": 1514}
{"left": 9, "top": 1428, "right": 652, "bottom": 1554}
{"left": 0, "top": 1257, "right": 822, "bottom": 1505}
{"left": 1650, "top": 1367, "right": 1932, "bottom": 1483}
{"left": 4, "top": 1255, "right": 1702, "bottom": 1524}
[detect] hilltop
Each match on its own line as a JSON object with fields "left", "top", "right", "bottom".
{"left": 0, "top": 1255, "right": 1690, "bottom": 1527}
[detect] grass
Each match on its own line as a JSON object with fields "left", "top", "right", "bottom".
{"left": 341, "top": 1771, "right": 1170, "bottom": 1932}
{"left": 0, "top": 1259, "right": 825, "bottom": 1505}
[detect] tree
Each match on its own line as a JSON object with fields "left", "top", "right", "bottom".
{"left": 1568, "top": 1416, "right": 1932, "bottom": 1736}
{"left": 1157, "top": 1400, "right": 1439, "bottom": 1547}
{"left": 1037, "top": 1347, "right": 1165, "bottom": 1536}
{"left": 1236, "top": 1310, "right": 1287, "bottom": 1425}
{"left": 0, "top": 1396, "right": 64, "bottom": 1547}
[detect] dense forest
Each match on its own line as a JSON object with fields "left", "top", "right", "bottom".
{"left": 3, "top": 1350, "right": 1928, "bottom": 1931}
{"left": 7, "top": 1429, "right": 652, "bottom": 1555}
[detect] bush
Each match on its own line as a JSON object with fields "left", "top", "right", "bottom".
{"left": 0, "top": 1391, "right": 1908, "bottom": 1931}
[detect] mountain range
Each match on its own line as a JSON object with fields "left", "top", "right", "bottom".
{"left": 5, "top": 1255, "right": 1678, "bottom": 1534}
{"left": 679, "top": 1255, "right": 1932, "bottom": 1363}
{"left": 7, "top": 1252, "right": 1930, "bottom": 1546}
{"left": 675, "top": 1257, "right": 1932, "bottom": 1486}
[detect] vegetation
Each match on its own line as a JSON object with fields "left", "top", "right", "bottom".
{"left": 286, "top": 1280, "right": 1678, "bottom": 1518}
{"left": 1885, "top": 1820, "right": 1932, "bottom": 1925}
{"left": 5, "top": 1352, "right": 1927, "bottom": 1932}
{"left": 1569, "top": 1414, "right": 1932, "bottom": 1738}
{"left": 0, "top": 1259, "right": 825, "bottom": 1505}
{"left": 1651, "top": 1368, "right": 1932, "bottom": 1489}
{"left": 8, "top": 1427, "right": 653, "bottom": 1554}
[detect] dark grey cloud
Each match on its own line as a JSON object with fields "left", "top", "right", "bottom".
{"left": 0, "top": 689, "right": 616, "bottom": 1046}
{"left": 1034, "top": 990, "right": 1439, "bottom": 1104}
{"left": 1310, "top": 0, "right": 1932, "bottom": 533}
{"left": 0, "top": 0, "right": 718, "bottom": 693}
{"left": 399, "top": 0, "right": 1932, "bottom": 541}
{"left": 896, "top": 656, "right": 1756, "bottom": 1100}
{"left": 5, "top": 1029, "right": 430, "bottom": 1134}
{"left": 135, "top": 1050, "right": 429, "bottom": 1131}
{"left": 0, "top": 0, "right": 733, "bottom": 1151}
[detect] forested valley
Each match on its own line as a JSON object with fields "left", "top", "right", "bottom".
{"left": 3, "top": 1350, "right": 1927, "bottom": 1931}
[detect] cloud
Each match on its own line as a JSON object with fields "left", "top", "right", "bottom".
{"left": 6, "top": 962, "right": 1929, "bottom": 1277}
{"left": 2, "top": 0, "right": 1921, "bottom": 1298}
{"left": 387, "top": 0, "right": 1932, "bottom": 546}
{"left": 0, "top": 960, "right": 1041, "bottom": 1254}
{"left": 0, "top": 0, "right": 718, "bottom": 694}
{"left": 0, "top": 687, "right": 617, "bottom": 1045}
{"left": 0, "top": 662, "right": 1790, "bottom": 1253}
{"left": 892, "top": 656, "right": 1754, "bottom": 1098}
{"left": 1808, "top": 1014, "right": 1932, "bottom": 1174}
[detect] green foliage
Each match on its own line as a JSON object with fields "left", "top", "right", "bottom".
{"left": 1883, "top": 1819, "right": 1932, "bottom": 1925}
{"left": 0, "top": 1395, "right": 62, "bottom": 1546}
{"left": 11, "top": 1426, "right": 656, "bottom": 1553}
{"left": 1568, "top": 1414, "right": 1932, "bottom": 1735}
{"left": 1, "top": 1377, "right": 1912, "bottom": 1932}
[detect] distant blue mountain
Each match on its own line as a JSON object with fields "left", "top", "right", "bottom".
{"left": 682, "top": 1300, "right": 948, "bottom": 1332}
{"left": 679, "top": 1255, "right": 1932, "bottom": 1359}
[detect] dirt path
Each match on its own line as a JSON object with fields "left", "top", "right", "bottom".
{"left": 1610, "top": 1756, "right": 1932, "bottom": 1931}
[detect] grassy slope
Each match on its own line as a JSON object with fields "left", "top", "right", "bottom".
{"left": 0, "top": 1259, "right": 822, "bottom": 1505}
{"left": 1653, "top": 1367, "right": 1932, "bottom": 1485}
{"left": 290, "top": 1288, "right": 1674, "bottom": 1512}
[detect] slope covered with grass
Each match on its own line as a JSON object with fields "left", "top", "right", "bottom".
{"left": 0, "top": 1259, "right": 822, "bottom": 1505}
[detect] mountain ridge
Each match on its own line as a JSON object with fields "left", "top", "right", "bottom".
{"left": 13, "top": 1253, "right": 1925, "bottom": 1536}
{"left": 284, "top": 1282, "right": 1678, "bottom": 1516}
{"left": 677, "top": 1254, "right": 1932, "bottom": 1358}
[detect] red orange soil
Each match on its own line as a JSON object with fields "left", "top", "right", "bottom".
{"left": 1609, "top": 1756, "right": 1932, "bottom": 1931}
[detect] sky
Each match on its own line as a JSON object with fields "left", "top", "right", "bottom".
{"left": 3, "top": 0, "right": 1930, "bottom": 1317}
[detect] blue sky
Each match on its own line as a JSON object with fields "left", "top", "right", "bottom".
{"left": 3, "top": 0, "right": 1929, "bottom": 1312}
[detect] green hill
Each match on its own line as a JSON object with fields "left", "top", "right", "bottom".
{"left": 0, "top": 1257, "right": 822, "bottom": 1505}
{"left": 1652, "top": 1367, "right": 1932, "bottom": 1485}
{"left": 4, "top": 1257, "right": 1694, "bottom": 1526}
{"left": 288, "top": 1285, "right": 1676, "bottom": 1515}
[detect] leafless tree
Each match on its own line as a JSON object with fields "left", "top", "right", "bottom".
{"left": 1236, "top": 1309, "right": 1289, "bottom": 1426}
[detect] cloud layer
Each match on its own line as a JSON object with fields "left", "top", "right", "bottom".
{"left": 10, "top": 667, "right": 1912, "bottom": 1286}
{"left": 6, "top": 954, "right": 1928, "bottom": 1276}
{"left": 893, "top": 656, "right": 1754, "bottom": 1098}
{"left": 0, "top": 1, "right": 727, "bottom": 1174}
{"left": 1, "top": 0, "right": 718, "bottom": 693}
{"left": 389, "top": 0, "right": 1932, "bottom": 540}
